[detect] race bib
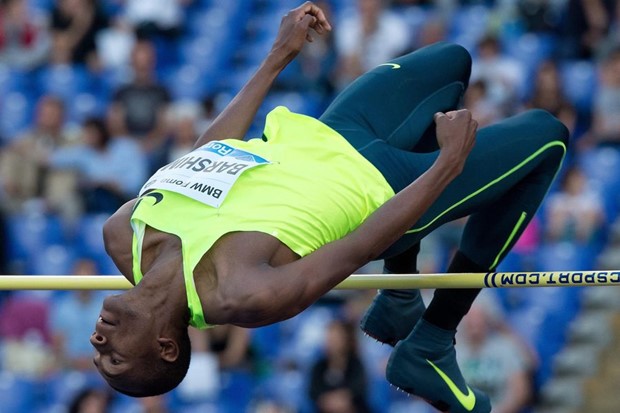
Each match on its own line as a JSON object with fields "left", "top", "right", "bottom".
{"left": 139, "top": 141, "right": 270, "bottom": 207}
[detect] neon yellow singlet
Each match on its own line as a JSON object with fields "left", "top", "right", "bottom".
{"left": 130, "top": 107, "right": 395, "bottom": 328}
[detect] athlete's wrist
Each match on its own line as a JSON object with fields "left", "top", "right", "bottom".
{"left": 433, "top": 152, "right": 464, "bottom": 180}
{"left": 264, "top": 48, "right": 292, "bottom": 71}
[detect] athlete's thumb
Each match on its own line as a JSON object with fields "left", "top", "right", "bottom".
{"left": 433, "top": 112, "right": 447, "bottom": 124}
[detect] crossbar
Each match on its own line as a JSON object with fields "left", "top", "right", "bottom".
{"left": 0, "top": 271, "right": 618, "bottom": 290}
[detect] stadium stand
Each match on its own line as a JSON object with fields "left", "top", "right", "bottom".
{"left": 2, "top": 0, "right": 620, "bottom": 412}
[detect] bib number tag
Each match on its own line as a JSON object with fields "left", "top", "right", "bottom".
{"left": 139, "top": 141, "right": 270, "bottom": 207}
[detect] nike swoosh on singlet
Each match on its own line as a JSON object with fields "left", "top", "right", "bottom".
{"left": 426, "top": 359, "right": 476, "bottom": 411}
{"left": 132, "top": 192, "right": 164, "bottom": 212}
{"left": 145, "top": 192, "right": 164, "bottom": 205}
{"left": 378, "top": 63, "right": 401, "bottom": 69}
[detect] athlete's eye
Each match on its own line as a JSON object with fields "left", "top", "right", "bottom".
{"left": 111, "top": 358, "right": 121, "bottom": 365}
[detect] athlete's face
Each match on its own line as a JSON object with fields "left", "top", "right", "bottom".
{"left": 90, "top": 294, "right": 157, "bottom": 383}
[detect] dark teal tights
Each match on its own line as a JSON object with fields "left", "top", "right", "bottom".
{"left": 320, "top": 42, "right": 569, "bottom": 329}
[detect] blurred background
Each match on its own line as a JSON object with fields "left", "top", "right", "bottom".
{"left": 1, "top": 0, "right": 620, "bottom": 412}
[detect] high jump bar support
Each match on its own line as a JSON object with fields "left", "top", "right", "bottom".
{"left": 0, "top": 271, "right": 618, "bottom": 290}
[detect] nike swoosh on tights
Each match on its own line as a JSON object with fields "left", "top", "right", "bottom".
{"left": 378, "top": 63, "right": 401, "bottom": 69}
{"left": 426, "top": 359, "right": 476, "bottom": 411}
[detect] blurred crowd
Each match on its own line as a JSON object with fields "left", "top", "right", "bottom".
{"left": 1, "top": 0, "right": 620, "bottom": 412}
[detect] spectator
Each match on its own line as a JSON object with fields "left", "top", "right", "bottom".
{"left": 559, "top": 0, "right": 617, "bottom": 59}
{"left": 50, "top": 258, "right": 106, "bottom": 372}
{"left": 470, "top": 35, "right": 526, "bottom": 116}
{"left": 463, "top": 79, "right": 501, "bottom": 127}
{"left": 590, "top": 47, "right": 620, "bottom": 146}
{"left": 0, "top": 0, "right": 50, "bottom": 69}
{"left": 457, "top": 295, "right": 533, "bottom": 413}
{"left": 0, "top": 95, "right": 76, "bottom": 213}
{"left": 50, "top": 0, "right": 109, "bottom": 69}
{"left": 275, "top": 0, "right": 338, "bottom": 103}
{"left": 309, "top": 319, "right": 372, "bottom": 413}
{"left": 0, "top": 206, "right": 6, "bottom": 271}
{"left": 207, "top": 324, "right": 254, "bottom": 370}
{"left": 49, "top": 116, "right": 147, "bottom": 214}
{"left": 177, "top": 328, "right": 220, "bottom": 402}
{"left": 165, "top": 100, "right": 204, "bottom": 163}
{"left": 415, "top": 16, "right": 448, "bottom": 50}
{"left": 0, "top": 291, "right": 54, "bottom": 378}
{"left": 335, "top": 0, "right": 410, "bottom": 87}
{"left": 599, "top": 1, "right": 620, "bottom": 57}
{"left": 516, "top": 0, "right": 562, "bottom": 33}
{"left": 545, "top": 165, "right": 606, "bottom": 245}
{"left": 120, "top": 0, "right": 191, "bottom": 40}
{"left": 139, "top": 395, "right": 168, "bottom": 413}
{"left": 525, "top": 60, "right": 577, "bottom": 135}
{"left": 111, "top": 39, "right": 171, "bottom": 161}
{"left": 67, "top": 388, "right": 111, "bottom": 413}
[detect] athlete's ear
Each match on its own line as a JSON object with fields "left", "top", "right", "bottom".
{"left": 157, "top": 337, "right": 180, "bottom": 362}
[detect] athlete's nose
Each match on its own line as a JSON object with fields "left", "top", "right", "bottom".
{"left": 90, "top": 331, "right": 107, "bottom": 347}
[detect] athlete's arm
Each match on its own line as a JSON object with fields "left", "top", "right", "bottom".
{"left": 218, "top": 111, "right": 478, "bottom": 327}
{"left": 193, "top": 2, "right": 331, "bottom": 148}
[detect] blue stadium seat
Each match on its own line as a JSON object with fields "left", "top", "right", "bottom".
{"left": 0, "top": 66, "right": 30, "bottom": 96}
{"left": 578, "top": 147, "right": 620, "bottom": 222}
{"left": 251, "top": 324, "right": 283, "bottom": 361}
{"left": 187, "top": 8, "right": 235, "bottom": 39}
{"left": 37, "top": 64, "right": 94, "bottom": 102}
{"left": 503, "top": 33, "right": 556, "bottom": 98}
{"left": 6, "top": 213, "right": 66, "bottom": 262}
{"left": 178, "top": 36, "right": 224, "bottom": 72}
{"left": 401, "top": 6, "right": 431, "bottom": 37}
{"left": 504, "top": 33, "right": 555, "bottom": 69}
{"left": 72, "top": 213, "right": 121, "bottom": 274}
{"left": 219, "top": 370, "right": 255, "bottom": 412}
{"left": 67, "top": 93, "right": 108, "bottom": 124}
{"left": 449, "top": 5, "right": 491, "bottom": 47}
{"left": 73, "top": 213, "right": 110, "bottom": 256}
{"left": 0, "top": 373, "right": 38, "bottom": 412}
{"left": 44, "top": 370, "right": 104, "bottom": 407}
{"left": 27, "top": 0, "right": 53, "bottom": 13}
{"left": 560, "top": 60, "right": 597, "bottom": 113}
{"left": 28, "top": 244, "right": 76, "bottom": 275}
{"left": 0, "top": 92, "right": 33, "bottom": 142}
{"left": 109, "top": 394, "right": 144, "bottom": 413}
{"left": 258, "top": 369, "right": 311, "bottom": 413}
{"left": 537, "top": 242, "right": 593, "bottom": 271}
{"left": 97, "top": 66, "right": 133, "bottom": 94}
{"left": 165, "top": 64, "right": 215, "bottom": 100}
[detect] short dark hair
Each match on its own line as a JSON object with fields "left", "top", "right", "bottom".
{"left": 110, "top": 329, "right": 191, "bottom": 397}
{"left": 83, "top": 117, "right": 111, "bottom": 149}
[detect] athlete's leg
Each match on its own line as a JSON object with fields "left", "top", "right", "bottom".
{"left": 320, "top": 42, "right": 471, "bottom": 153}
{"left": 360, "top": 244, "right": 426, "bottom": 345}
{"left": 326, "top": 42, "right": 472, "bottom": 345}
{"left": 380, "top": 109, "right": 569, "bottom": 256}
{"left": 382, "top": 109, "right": 568, "bottom": 413}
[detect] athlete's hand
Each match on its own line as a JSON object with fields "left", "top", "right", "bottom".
{"left": 434, "top": 109, "right": 478, "bottom": 176}
{"left": 268, "top": 2, "right": 332, "bottom": 67}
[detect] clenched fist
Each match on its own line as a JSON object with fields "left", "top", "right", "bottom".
{"left": 434, "top": 109, "right": 478, "bottom": 176}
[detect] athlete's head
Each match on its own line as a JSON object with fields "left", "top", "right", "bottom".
{"left": 90, "top": 293, "right": 191, "bottom": 397}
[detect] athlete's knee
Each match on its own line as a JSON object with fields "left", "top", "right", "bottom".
{"left": 524, "top": 109, "right": 570, "bottom": 147}
{"left": 439, "top": 42, "right": 472, "bottom": 82}
{"left": 421, "top": 42, "right": 472, "bottom": 83}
